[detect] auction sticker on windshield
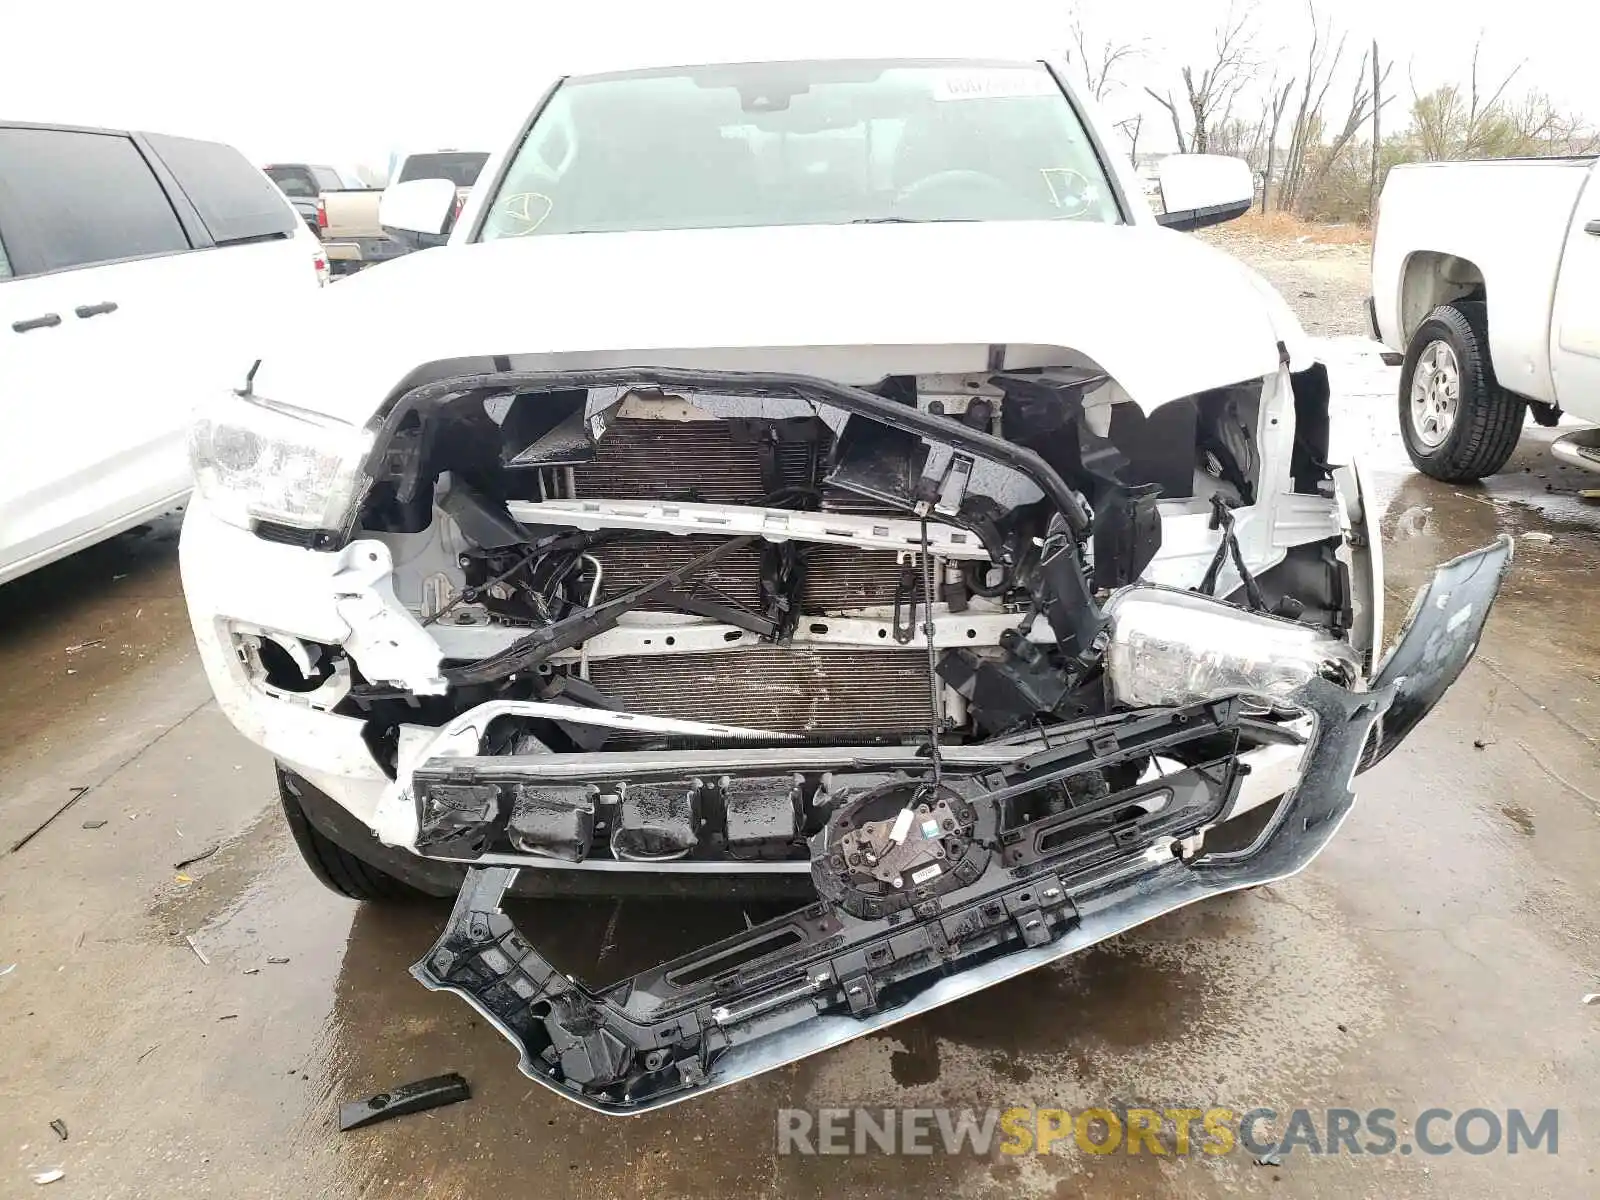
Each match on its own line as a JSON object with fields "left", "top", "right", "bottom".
{"left": 932, "top": 68, "right": 1059, "bottom": 102}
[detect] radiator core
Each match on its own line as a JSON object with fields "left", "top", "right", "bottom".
{"left": 569, "top": 418, "right": 815, "bottom": 504}
{"left": 583, "top": 646, "right": 936, "bottom": 737}
{"left": 592, "top": 536, "right": 906, "bottom": 613}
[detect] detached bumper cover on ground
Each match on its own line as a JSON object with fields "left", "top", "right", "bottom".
{"left": 411, "top": 537, "right": 1511, "bottom": 1115}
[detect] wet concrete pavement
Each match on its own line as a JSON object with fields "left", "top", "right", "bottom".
{"left": 2, "top": 347, "right": 1599, "bottom": 1198}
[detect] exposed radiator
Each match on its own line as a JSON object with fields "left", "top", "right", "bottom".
{"left": 593, "top": 535, "right": 766, "bottom": 608}
{"left": 571, "top": 418, "right": 934, "bottom": 615}
{"left": 592, "top": 536, "right": 906, "bottom": 614}
{"left": 569, "top": 419, "right": 815, "bottom": 504}
{"left": 800, "top": 545, "right": 904, "bottom": 611}
{"left": 583, "top": 646, "right": 936, "bottom": 737}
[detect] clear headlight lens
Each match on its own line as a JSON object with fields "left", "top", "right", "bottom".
{"left": 1104, "top": 585, "right": 1363, "bottom": 709}
{"left": 189, "top": 393, "right": 375, "bottom": 532}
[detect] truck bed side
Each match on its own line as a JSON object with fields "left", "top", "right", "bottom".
{"left": 1372, "top": 158, "right": 1598, "bottom": 406}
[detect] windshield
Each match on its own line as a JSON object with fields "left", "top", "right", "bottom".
{"left": 398, "top": 152, "right": 489, "bottom": 187}
{"left": 478, "top": 60, "right": 1121, "bottom": 239}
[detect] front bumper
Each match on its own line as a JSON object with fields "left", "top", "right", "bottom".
{"left": 179, "top": 489, "right": 1511, "bottom": 1113}
{"left": 407, "top": 536, "right": 1511, "bottom": 1114}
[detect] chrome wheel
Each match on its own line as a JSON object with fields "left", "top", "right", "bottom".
{"left": 1409, "top": 339, "right": 1461, "bottom": 448}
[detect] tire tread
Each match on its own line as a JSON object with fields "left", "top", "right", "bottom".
{"left": 1400, "top": 302, "right": 1525, "bottom": 483}
{"left": 279, "top": 769, "right": 419, "bottom": 902}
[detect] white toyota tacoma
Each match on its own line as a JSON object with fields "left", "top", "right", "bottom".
{"left": 180, "top": 58, "right": 1510, "bottom": 1114}
{"left": 1371, "top": 155, "right": 1600, "bottom": 479}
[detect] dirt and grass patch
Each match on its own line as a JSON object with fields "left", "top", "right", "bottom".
{"left": 1228, "top": 209, "right": 1373, "bottom": 246}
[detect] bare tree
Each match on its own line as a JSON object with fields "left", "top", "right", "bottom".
{"left": 1261, "top": 74, "right": 1296, "bottom": 212}
{"left": 1068, "top": 17, "right": 1141, "bottom": 103}
{"left": 1144, "top": 1, "right": 1258, "bottom": 152}
{"left": 1278, "top": 0, "right": 1347, "bottom": 211}
{"left": 1294, "top": 44, "right": 1393, "bottom": 216}
{"left": 1509, "top": 94, "right": 1600, "bottom": 155}
{"left": 1207, "top": 117, "right": 1254, "bottom": 158}
{"left": 1115, "top": 114, "right": 1146, "bottom": 163}
{"left": 1368, "top": 40, "right": 1389, "bottom": 220}
{"left": 1411, "top": 39, "right": 1526, "bottom": 160}
{"left": 1463, "top": 40, "right": 1525, "bottom": 153}
{"left": 1147, "top": 89, "right": 1190, "bottom": 152}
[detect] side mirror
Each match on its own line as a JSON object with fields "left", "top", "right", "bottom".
{"left": 379, "top": 177, "right": 457, "bottom": 240}
{"left": 1155, "top": 155, "right": 1254, "bottom": 231}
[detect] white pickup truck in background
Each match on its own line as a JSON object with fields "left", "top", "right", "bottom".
{"left": 1371, "top": 156, "right": 1600, "bottom": 480}
{"left": 320, "top": 149, "right": 489, "bottom": 274}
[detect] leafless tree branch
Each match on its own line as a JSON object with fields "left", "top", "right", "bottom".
{"left": 1115, "top": 114, "right": 1146, "bottom": 162}
{"left": 1068, "top": 17, "right": 1141, "bottom": 103}
{"left": 1152, "top": 0, "right": 1260, "bottom": 153}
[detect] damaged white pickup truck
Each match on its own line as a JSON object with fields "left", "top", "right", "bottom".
{"left": 179, "top": 58, "right": 1511, "bottom": 1114}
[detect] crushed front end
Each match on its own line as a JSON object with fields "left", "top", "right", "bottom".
{"left": 180, "top": 351, "right": 1511, "bottom": 1113}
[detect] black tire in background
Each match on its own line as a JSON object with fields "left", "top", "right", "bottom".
{"left": 1398, "top": 301, "right": 1526, "bottom": 482}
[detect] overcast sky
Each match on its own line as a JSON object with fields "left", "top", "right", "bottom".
{"left": 2, "top": 0, "right": 1594, "bottom": 167}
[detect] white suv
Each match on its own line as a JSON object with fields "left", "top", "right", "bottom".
{"left": 0, "top": 122, "right": 325, "bottom": 585}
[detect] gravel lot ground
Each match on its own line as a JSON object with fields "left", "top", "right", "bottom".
{"left": 1, "top": 230, "right": 1597, "bottom": 1200}
{"left": 1201, "top": 227, "right": 1375, "bottom": 337}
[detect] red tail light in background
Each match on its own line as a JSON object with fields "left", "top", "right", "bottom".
{"left": 316, "top": 197, "right": 328, "bottom": 229}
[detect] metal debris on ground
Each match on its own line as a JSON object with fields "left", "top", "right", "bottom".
{"left": 1254, "top": 1152, "right": 1283, "bottom": 1167}
{"left": 8, "top": 787, "right": 93, "bottom": 854}
{"left": 1520, "top": 531, "right": 1554, "bottom": 544}
{"left": 49, "top": 1120, "right": 67, "bottom": 1141}
{"left": 64, "top": 639, "right": 105, "bottom": 653}
{"left": 173, "top": 843, "right": 221, "bottom": 870}
{"left": 183, "top": 934, "right": 211, "bottom": 966}
{"left": 339, "top": 1073, "right": 471, "bottom": 1131}
{"left": 0, "top": 964, "right": 15, "bottom": 978}
{"left": 218, "top": 1014, "right": 238, "bottom": 1021}
{"left": 1583, "top": 993, "right": 1599, "bottom": 1005}
{"left": 267, "top": 956, "right": 290, "bottom": 965}
{"left": 243, "top": 968, "right": 260, "bottom": 975}
{"left": 31, "top": 1169, "right": 65, "bottom": 1185}
{"left": 81, "top": 820, "right": 107, "bottom": 829}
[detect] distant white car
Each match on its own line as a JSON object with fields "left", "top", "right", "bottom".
{"left": 0, "top": 121, "right": 326, "bottom": 585}
{"left": 1371, "top": 156, "right": 1600, "bottom": 479}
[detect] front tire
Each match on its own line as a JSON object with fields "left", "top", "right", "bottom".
{"left": 279, "top": 768, "right": 423, "bottom": 903}
{"left": 1399, "top": 302, "right": 1525, "bottom": 482}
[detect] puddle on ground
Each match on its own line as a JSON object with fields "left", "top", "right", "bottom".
{"left": 878, "top": 937, "right": 1211, "bottom": 1090}
{"left": 147, "top": 803, "right": 297, "bottom": 945}
{"left": 801, "top": 880, "right": 1385, "bottom": 1115}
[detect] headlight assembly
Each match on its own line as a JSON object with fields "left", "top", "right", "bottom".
{"left": 189, "top": 393, "right": 375, "bottom": 533}
{"left": 1104, "top": 585, "right": 1363, "bottom": 709}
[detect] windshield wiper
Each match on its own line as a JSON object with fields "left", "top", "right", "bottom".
{"left": 848, "top": 217, "right": 980, "bottom": 224}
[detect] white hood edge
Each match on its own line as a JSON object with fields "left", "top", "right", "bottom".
{"left": 251, "top": 219, "right": 1308, "bottom": 424}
